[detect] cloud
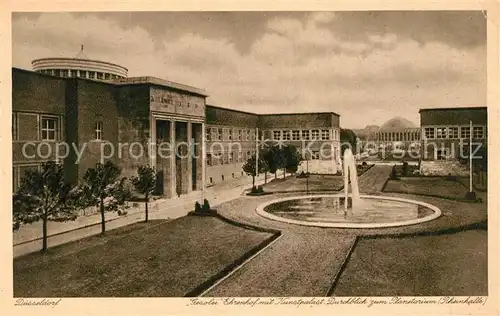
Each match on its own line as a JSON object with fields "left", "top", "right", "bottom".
{"left": 12, "top": 12, "right": 486, "bottom": 128}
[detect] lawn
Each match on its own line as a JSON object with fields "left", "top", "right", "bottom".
{"left": 14, "top": 216, "right": 274, "bottom": 297}
{"left": 262, "top": 174, "right": 344, "bottom": 192}
{"left": 383, "top": 177, "right": 470, "bottom": 200}
{"left": 333, "top": 229, "right": 488, "bottom": 296}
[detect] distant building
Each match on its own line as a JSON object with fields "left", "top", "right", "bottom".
{"left": 419, "top": 106, "right": 487, "bottom": 176}
{"left": 375, "top": 117, "right": 421, "bottom": 148}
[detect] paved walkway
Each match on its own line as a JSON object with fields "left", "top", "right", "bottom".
{"left": 13, "top": 174, "right": 270, "bottom": 257}
{"left": 204, "top": 165, "right": 392, "bottom": 296}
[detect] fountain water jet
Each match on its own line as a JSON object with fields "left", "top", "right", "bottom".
{"left": 343, "top": 148, "right": 361, "bottom": 210}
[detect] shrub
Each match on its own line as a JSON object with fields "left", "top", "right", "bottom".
{"left": 402, "top": 161, "right": 409, "bottom": 177}
{"left": 251, "top": 186, "right": 265, "bottom": 194}
{"left": 194, "top": 201, "right": 202, "bottom": 213}
{"left": 446, "top": 173, "right": 457, "bottom": 181}
{"left": 202, "top": 199, "right": 211, "bottom": 212}
{"left": 390, "top": 165, "right": 399, "bottom": 180}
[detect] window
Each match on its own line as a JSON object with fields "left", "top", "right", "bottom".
{"left": 238, "top": 151, "right": 243, "bottom": 162}
{"left": 424, "top": 127, "right": 435, "bottom": 139}
{"left": 473, "top": 126, "right": 484, "bottom": 139}
{"left": 302, "top": 130, "right": 310, "bottom": 140}
{"left": 273, "top": 130, "right": 281, "bottom": 140}
{"left": 321, "top": 130, "right": 330, "bottom": 140}
{"left": 460, "top": 126, "right": 470, "bottom": 139}
{"left": 205, "top": 128, "right": 211, "bottom": 141}
{"left": 312, "top": 151, "right": 320, "bottom": 160}
{"left": 206, "top": 153, "right": 212, "bottom": 166}
{"left": 89, "top": 71, "right": 96, "bottom": 79}
{"left": 311, "top": 130, "right": 320, "bottom": 140}
{"left": 245, "top": 130, "right": 250, "bottom": 141}
{"left": 448, "top": 127, "right": 459, "bottom": 139}
{"left": 60, "top": 69, "right": 68, "bottom": 78}
{"left": 237, "top": 129, "right": 242, "bottom": 141}
{"left": 41, "top": 117, "right": 58, "bottom": 140}
{"left": 95, "top": 121, "right": 103, "bottom": 140}
{"left": 436, "top": 127, "right": 447, "bottom": 139}
{"left": 97, "top": 72, "right": 104, "bottom": 80}
{"left": 292, "top": 130, "right": 300, "bottom": 140}
{"left": 282, "top": 130, "right": 291, "bottom": 140}
{"left": 217, "top": 128, "right": 223, "bottom": 141}
{"left": 228, "top": 129, "right": 233, "bottom": 141}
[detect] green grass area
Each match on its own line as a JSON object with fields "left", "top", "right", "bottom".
{"left": 383, "top": 177, "right": 471, "bottom": 200}
{"left": 263, "top": 174, "right": 344, "bottom": 192}
{"left": 14, "top": 217, "right": 273, "bottom": 297}
{"left": 333, "top": 229, "right": 488, "bottom": 296}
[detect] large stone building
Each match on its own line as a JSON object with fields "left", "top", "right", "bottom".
{"left": 12, "top": 52, "right": 341, "bottom": 196}
{"left": 419, "top": 106, "right": 487, "bottom": 176}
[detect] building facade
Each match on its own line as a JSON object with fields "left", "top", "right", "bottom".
{"left": 419, "top": 107, "right": 487, "bottom": 176}
{"left": 12, "top": 67, "right": 341, "bottom": 195}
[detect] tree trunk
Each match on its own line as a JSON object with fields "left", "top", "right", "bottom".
{"left": 265, "top": 172, "right": 268, "bottom": 184}
{"left": 145, "top": 197, "right": 149, "bottom": 223}
{"left": 100, "top": 198, "right": 106, "bottom": 234}
{"left": 41, "top": 213, "right": 48, "bottom": 253}
{"left": 283, "top": 169, "right": 286, "bottom": 179}
{"left": 252, "top": 175, "right": 255, "bottom": 189}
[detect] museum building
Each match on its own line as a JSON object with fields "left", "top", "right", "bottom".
{"left": 12, "top": 51, "right": 341, "bottom": 196}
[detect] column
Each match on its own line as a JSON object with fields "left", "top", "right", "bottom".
{"left": 193, "top": 122, "right": 203, "bottom": 191}
{"left": 168, "top": 119, "right": 176, "bottom": 198}
{"left": 201, "top": 123, "right": 206, "bottom": 196}
{"left": 184, "top": 120, "right": 193, "bottom": 194}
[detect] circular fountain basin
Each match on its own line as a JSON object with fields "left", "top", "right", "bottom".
{"left": 256, "top": 194, "right": 442, "bottom": 228}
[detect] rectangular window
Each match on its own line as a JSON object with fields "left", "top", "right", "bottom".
{"left": 311, "top": 130, "right": 320, "bottom": 140}
{"left": 273, "top": 130, "right": 281, "bottom": 140}
{"left": 228, "top": 152, "right": 233, "bottom": 164}
{"left": 473, "top": 126, "right": 484, "bottom": 139}
{"left": 282, "top": 130, "right": 291, "bottom": 140}
{"left": 448, "top": 127, "right": 459, "bottom": 139}
{"left": 237, "top": 129, "right": 242, "bottom": 141}
{"left": 246, "top": 130, "right": 250, "bottom": 141}
{"left": 460, "top": 126, "right": 470, "bottom": 139}
{"left": 218, "top": 128, "right": 223, "bottom": 141}
{"left": 206, "top": 153, "right": 212, "bottom": 166}
{"left": 41, "top": 117, "right": 58, "bottom": 141}
{"left": 89, "top": 71, "right": 96, "bottom": 79}
{"left": 302, "top": 130, "right": 310, "bottom": 140}
{"left": 321, "top": 130, "right": 330, "bottom": 140}
{"left": 312, "top": 151, "right": 320, "bottom": 160}
{"left": 292, "top": 130, "right": 300, "bottom": 140}
{"left": 95, "top": 121, "right": 103, "bottom": 140}
{"left": 436, "top": 127, "right": 447, "bottom": 139}
{"left": 228, "top": 129, "right": 233, "bottom": 141}
{"left": 205, "top": 128, "right": 211, "bottom": 141}
{"left": 424, "top": 127, "right": 435, "bottom": 139}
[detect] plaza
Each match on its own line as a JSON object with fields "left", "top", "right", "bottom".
{"left": 11, "top": 12, "right": 489, "bottom": 300}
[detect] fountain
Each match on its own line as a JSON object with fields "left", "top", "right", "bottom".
{"left": 255, "top": 148, "right": 442, "bottom": 228}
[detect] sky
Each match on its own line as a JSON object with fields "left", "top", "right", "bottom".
{"left": 12, "top": 11, "right": 486, "bottom": 129}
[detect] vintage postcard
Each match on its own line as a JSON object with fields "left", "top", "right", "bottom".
{"left": 1, "top": 0, "right": 498, "bottom": 315}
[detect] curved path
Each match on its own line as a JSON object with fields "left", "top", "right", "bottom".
{"left": 203, "top": 165, "right": 487, "bottom": 297}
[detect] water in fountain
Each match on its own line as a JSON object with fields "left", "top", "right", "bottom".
{"left": 343, "top": 148, "right": 361, "bottom": 210}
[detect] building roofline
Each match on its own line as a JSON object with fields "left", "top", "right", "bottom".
{"left": 259, "top": 111, "right": 341, "bottom": 117}
{"left": 206, "top": 104, "right": 341, "bottom": 117}
{"left": 13, "top": 67, "right": 122, "bottom": 87}
{"left": 206, "top": 104, "right": 259, "bottom": 116}
{"left": 419, "top": 106, "right": 487, "bottom": 113}
{"left": 114, "top": 76, "right": 208, "bottom": 97}
{"left": 32, "top": 57, "right": 128, "bottom": 72}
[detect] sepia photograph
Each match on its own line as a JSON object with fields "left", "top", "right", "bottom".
{"left": 4, "top": 4, "right": 497, "bottom": 314}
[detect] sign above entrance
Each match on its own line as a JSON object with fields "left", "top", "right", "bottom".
{"left": 150, "top": 87, "right": 205, "bottom": 118}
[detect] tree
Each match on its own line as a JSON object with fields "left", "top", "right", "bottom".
{"left": 340, "top": 129, "right": 358, "bottom": 155}
{"left": 282, "top": 144, "right": 302, "bottom": 178}
{"left": 242, "top": 154, "right": 267, "bottom": 189}
{"left": 81, "top": 161, "right": 130, "bottom": 234}
{"left": 131, "top": 165, "right": 156, "bottom": 222}
{"left": 12, "top": 161, "right": 80, "bottom": 252}
{"left": 263, "top": 145, "right": 284, "bottom": 179}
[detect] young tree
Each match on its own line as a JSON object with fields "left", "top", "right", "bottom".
{"left": 12, "top": 161, "right": 80, "bottom": 252}
{"left": 282, "top": 144, "right": 302, "bottom": 178}
{"left": 81, "top": 161, "right": 130, "bottom": 234}
{"left": 263, "top": 146, "right": 283, "bottom": 179}
{"left": 340, "top": 129, "right": 358, "bottom": 155}
{"left": 242, "top": 154, "right": 267, "bottom": 189}
{"left": 131, "top": 165, "right": 156, "bottom": 222}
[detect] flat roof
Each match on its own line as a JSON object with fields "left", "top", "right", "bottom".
{"left": 207, "top": 104, "right": 340, "bottom": 117}
{"left": 419, "top": 106, "right": 487, "bottom": 113}
{"left": 113, "top": 76, "right": 208, "bottom": 97}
